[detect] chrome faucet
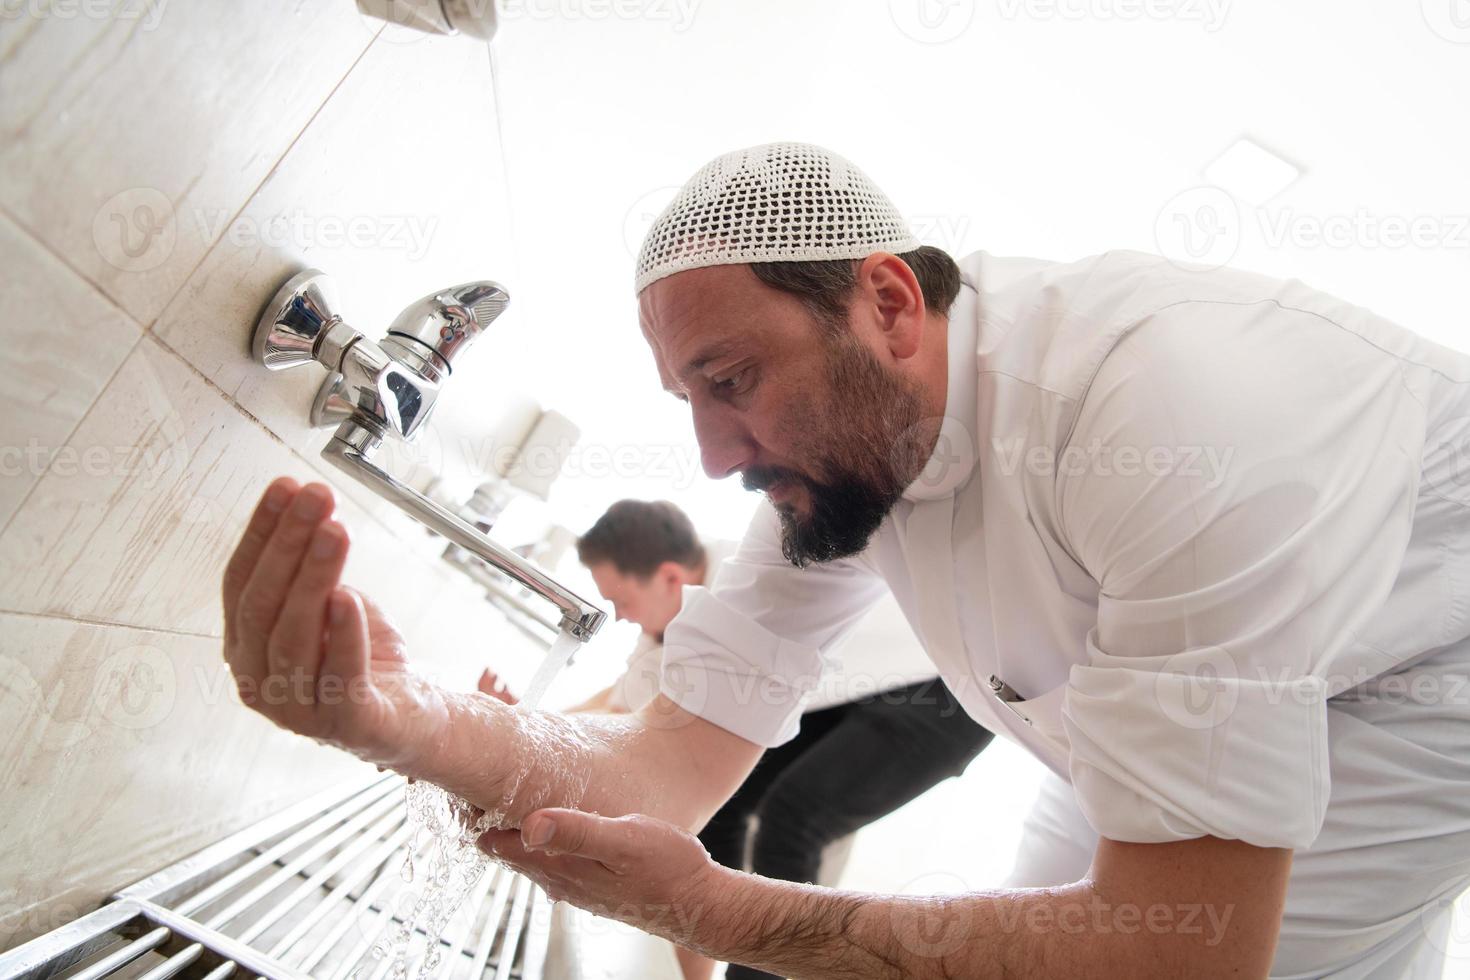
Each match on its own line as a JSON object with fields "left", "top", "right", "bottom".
{"left": 251, "top": 269, "right": 606, "bottom": 641}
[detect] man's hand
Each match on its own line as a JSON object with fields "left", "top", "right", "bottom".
{"left": 480, "top": 808, "right": 725, "bottom": 947}
{"left": 478, "top": 667, "right": 519, "bottom": 705}
{"left": 482, "top": 818, "right": 1292, "bottom": 980}
{"left": 221, "top": 477, "right": 449, "bottom": 768}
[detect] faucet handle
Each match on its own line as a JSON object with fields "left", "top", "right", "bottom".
{"left": 252, "top": 269, "right": 343, "bottom": 371}
{"left": 386, "top": 281, "right": 509, "bottom": 373}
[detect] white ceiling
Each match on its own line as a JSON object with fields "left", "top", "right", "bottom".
{"left": 476, "top": 0, "right": 1470, "bottom": 540}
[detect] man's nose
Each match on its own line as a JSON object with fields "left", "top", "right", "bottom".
{"left": 690, "top": 402, "right": 753, "bottom": 480}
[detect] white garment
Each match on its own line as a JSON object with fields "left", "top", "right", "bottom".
{"left": 616, "top": 540, "right": 935, "bottom": 713}
{"left": 605, "top": 631, "right": 665, "bottom": 714}
{"left": 659, "top": 249, "right": 1470, "bottom": 976}
{"left": 1009, "top": 770, "right": 1468, "bottom": 979}
{"left": 602, "top": 540, "right": 743, "bottom": 714}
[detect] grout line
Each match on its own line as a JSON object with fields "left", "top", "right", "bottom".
{"left": 0, "top": 203, "right": 149, "bottom": 332}
{"left": 145, "top": 332, "right": 438, "bottom": 547}
{"left": 0, "top": 20, "right": 388, "bottom": 534}
{"left": 145, "top": 331, "right": 293, "bottom": 451}
{"left": 0, "top": 607, "right": 221, "bottom": 641}
{"left": 0, "top": 330, "right": 146, "bottom": 541}
{"left": 145, "top": 26, "right": 386, "bottom": 338}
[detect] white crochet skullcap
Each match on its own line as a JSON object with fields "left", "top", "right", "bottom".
{"left": 634, "top": 142, "right": 921, "bottom": 294}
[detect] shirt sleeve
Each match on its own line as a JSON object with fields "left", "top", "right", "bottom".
{"left": 1056, "top": 300, "right": 1425, "bottom": 849}
{"left": 659, "top": 500, "right": 891, "bottom": 747}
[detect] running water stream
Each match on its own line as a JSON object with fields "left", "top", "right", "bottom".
{"left": 362, "top": 631, "right": 583, "bottom": 979}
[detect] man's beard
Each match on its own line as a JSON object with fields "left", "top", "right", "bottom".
{"left": 742, "top": 331, "right": 933, "bottom": 568}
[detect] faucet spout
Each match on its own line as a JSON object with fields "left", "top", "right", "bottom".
{"left": 254, "top": 270, "right": 606, "bottom": 643}
{"left": 322, "top": 421, "right": 606, "bottom": 641}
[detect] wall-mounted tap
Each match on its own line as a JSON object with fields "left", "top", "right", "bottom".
{"left": 252, "top": 270, "right": 606, "bottom": 641}
{"left": 356, "top": 0, "right": 498, "bottom": 40}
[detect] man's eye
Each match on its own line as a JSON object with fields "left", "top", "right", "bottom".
{"left": 714, "top": 369, "right": 749, "bottom": 393}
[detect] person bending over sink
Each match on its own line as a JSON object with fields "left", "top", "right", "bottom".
{"left": 222, "top": 142, "right": 1470, "bottom": 979}
{"left": 478, "top": 498, "right": 994, "bottom": 980}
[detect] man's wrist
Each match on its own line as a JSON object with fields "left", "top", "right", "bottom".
{"left": 677, "top": 862, "right": 766, "bottom": 959}
{"left": 396, "top": 689, "right": 514, "bottom": 799}
{"left": 677, "top": 864, "right": 882, "bottom": 979}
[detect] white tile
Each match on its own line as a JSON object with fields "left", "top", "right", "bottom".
{"left": 0, "top": 336, "right": 446, "bottom": 639}
{"left": 1202, "top": 136, "right": 1303, "bottom": 207}
{"left": 0, "top": 213, "right": 140, "bottom": 528}
{"left": 0, "top": 613, "right": 373, "bottom": 949}
{"left": 0, "top": 1, "right": 378, "bottom": 325}
{"left": 152, "top": 31, "right": 531, "bottom": 528}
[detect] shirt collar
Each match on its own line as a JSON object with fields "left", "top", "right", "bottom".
{"left": 901, "top": 281, "right": 980, "bottom": 502}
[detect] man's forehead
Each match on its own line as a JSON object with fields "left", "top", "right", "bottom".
{"left": 638, "top": 267, "right": 752, "bottom": 386}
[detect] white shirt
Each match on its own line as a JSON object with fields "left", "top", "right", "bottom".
{"left": 616, "top": 540, "right": 935, "bottom": 713}
{"left": 660, "top": 249, "right": 1470, "bottom": 975}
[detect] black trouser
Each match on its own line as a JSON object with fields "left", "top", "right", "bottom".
{"left": 696, "top": 677, "right": 995, "bottom": 980}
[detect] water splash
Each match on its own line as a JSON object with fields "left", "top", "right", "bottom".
{"left": 518, "top": 631, "right": 583, "bottom": 712}
{"left": 367, "top": 630, "right": 582, "bottom": 978}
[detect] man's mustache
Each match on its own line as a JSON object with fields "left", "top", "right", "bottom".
{"left": 741, "top": 465, "right": 808, "bottom": 495}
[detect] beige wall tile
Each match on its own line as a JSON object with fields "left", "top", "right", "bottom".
{"left": 0, "top": 613, "right": 375, "bottom": 949}
{"left": 0, "top": 12, "right": 571, "bottom": 957}
{"left": 151, "top": 31, "right": 534, "bottom": 527}
{"left": 0, "top": 336, "right": 454, "bottom": 640}
{"left": 0, "top": 213, "right": 140, "bottom": 528}
{"left": 0, "top": 2, "right": 378, "bottom": 325}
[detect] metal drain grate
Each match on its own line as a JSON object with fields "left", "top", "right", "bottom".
{"left": 0, "top": 776, "right": 552, "bottom": 980}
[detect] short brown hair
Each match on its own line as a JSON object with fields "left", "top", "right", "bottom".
{"left": 576, "top": 499, "right": 706, "bottom": 579}
{"left": 750, "top": 245, "right": 963, "bottom": 328}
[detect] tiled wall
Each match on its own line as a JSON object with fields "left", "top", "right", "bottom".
{"left": 0, "top": 3, "right": 549, "bottom": 949}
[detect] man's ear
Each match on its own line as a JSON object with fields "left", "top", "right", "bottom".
{"left": 855, "top": 252, "right": 926, "bottom": 360}
{"left": 656, "top": 560, "right": 690, "bottom": 592}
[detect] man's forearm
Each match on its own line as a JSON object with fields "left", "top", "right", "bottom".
{"left": 682, "top": 867, "right": 1253, "bottom": 980}
{"left": 396, "top": 691, "right": 758, "bottom": 831}
{"left": 681, "top": 868, "right": 1025, "bottom": 980}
